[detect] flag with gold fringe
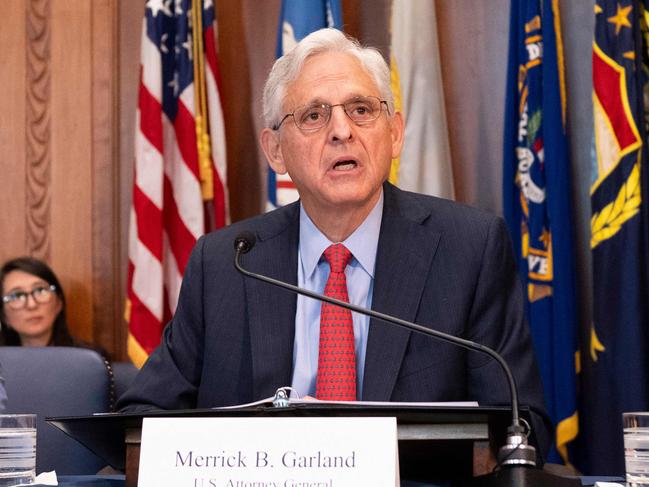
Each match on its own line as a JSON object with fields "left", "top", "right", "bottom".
{"left": 126, "top": 0, "right": 228, "bottom": 368}
{"left": 389, "top": 0, "right": 454, "bottom": 199}
{"left": 503, "top": 0, "right": 579, "bottom": 465}
{"left": 576, "top": 0, "right": 649, "bottom": 475}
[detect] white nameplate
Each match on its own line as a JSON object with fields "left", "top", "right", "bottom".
{"left": 138, "top": 417, "right": 398, "bottom": 487}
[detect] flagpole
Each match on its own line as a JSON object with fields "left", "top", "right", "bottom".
{"left": 192, "top": 0, "right": 214, "bottom": 203}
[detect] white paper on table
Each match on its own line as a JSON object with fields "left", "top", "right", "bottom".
{"left": 23, "top": 471, "right": 58, "bottom": 486}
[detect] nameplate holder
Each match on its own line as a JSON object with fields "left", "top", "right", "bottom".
{"left": 138, "top": 416, "right": 398, "bottom": 487}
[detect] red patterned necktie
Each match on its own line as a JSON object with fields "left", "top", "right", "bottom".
{"left": 315, "top": 243, "right": 356, "bottom": 401}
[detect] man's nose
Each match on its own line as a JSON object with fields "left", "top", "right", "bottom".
{"left": 328, "top": 105, "right": 353, "bottom": 142}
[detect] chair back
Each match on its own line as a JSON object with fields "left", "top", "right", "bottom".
{"left": 0, "top": 346, "right": 112, "bottom": 474}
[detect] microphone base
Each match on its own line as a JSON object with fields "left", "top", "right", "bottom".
{"left": 467, "top": 465, "right": 581, "bottom": 487}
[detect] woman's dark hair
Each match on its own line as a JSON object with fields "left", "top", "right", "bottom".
{"left": 0, "top": 257, "right": 75, "bottom": 346}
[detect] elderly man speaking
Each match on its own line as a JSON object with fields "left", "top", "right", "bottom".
{"left": 119, "top": 28, "right": 551, "bottom": 463}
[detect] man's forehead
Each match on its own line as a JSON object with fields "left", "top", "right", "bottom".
{"left": 284, "top": 52, "right": 380, "bottom": 107}
{"left": 289, "top": 93, "right": 369, "bottom": 107}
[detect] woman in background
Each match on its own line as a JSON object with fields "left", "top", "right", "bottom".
{"left": 1, "top": 257, "right": 85, "bottom": 348}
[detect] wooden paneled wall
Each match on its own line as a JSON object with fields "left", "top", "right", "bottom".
{"left": 0, "top": 0, "right": 123, "bottom": 356}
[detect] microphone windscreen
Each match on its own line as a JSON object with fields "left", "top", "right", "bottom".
{"left": 234, "top": 232, "right": 256, "bottom": 254}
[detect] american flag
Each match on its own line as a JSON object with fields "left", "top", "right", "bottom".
{"left": 126, "top": 0, "right": 228, "bottom": 367}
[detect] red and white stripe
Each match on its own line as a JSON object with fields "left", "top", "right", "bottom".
{"left": 275, "top": 174, "right": 299, "bottom": 208}
{"left": 127, "top": 14, "right": 228, "bottom": 368}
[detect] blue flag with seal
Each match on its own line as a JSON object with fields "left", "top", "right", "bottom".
{"left": 503, "top": 0, "right": 578, "bottom": 465}
{"left": 267, "top": 0, "right": 343, "bottom": 210}
{"left": 576, "top": 0, "right": 649, "bottom": 475}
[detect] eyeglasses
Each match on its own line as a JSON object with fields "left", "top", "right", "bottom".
{"left": 2, "top": 285, "right": 57, "bottom": 310}
{"left": 273, "top": 96, "right": 389, "bottom": 132}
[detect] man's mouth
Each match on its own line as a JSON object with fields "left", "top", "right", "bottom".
{"left": 332, "top": 160, "right": 358, "bottom": 171}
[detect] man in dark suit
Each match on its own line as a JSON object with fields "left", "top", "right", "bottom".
{"left": 119, "top": 28, "right": 551, "bottom": 458}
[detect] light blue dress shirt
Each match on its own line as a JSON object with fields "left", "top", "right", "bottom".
{"left": 290, "top": 191, "right": 384, "bottom": 399}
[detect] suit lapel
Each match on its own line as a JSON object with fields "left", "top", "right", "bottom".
{"left": 245, "top": 204, "right": 300, "bottom": 400}
{"left": 362, "top": 185, "right": 441, "bottom": 400}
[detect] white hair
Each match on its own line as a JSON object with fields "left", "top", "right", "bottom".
{"left": 262, "top": 28, "right": 394, "bottom": 128}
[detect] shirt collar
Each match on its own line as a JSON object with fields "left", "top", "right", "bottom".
{"left": 299, "top": 190, "right": 384, "bottom": 279}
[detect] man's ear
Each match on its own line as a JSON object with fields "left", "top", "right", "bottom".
{"left": 260, "top": 128, "right": 287, "bottom": 175}
{"left": 390, "top": 111, "right": 405, "bottom": 159}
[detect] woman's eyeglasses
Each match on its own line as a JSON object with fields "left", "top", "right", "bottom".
{"left": 2, "top": 285, "right": 57, "bottom": 310}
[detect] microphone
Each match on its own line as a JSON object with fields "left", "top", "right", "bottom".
{"left": 234, "top": 232, "right": 256, "bottom": 255}
{"left": 233, "top": 232, "right": 579, "bottom": 485}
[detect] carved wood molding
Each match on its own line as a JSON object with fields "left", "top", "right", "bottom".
{"left": 25, "top": 0, "right": 51, "bottom": 260}
{"left": 92, "top": 0, "right": 123, "bottom": 358}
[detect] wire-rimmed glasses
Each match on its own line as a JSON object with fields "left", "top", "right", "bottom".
{"left": 273, "top": 96, "right": 389, "bottom": 132}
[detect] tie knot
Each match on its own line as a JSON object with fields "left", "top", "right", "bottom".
{"left": 323, "top": 243, "right": 353, "bottom": 273}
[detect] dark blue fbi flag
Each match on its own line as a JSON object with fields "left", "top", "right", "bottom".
{"left": 503, "top": 0, "right": 579, "bottom": 465}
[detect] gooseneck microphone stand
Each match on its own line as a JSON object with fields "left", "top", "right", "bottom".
{"left": 234, "top": 232, "right": 580, "bottom": 487}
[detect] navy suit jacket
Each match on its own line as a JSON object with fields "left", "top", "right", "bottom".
{"left": 118, "top": 183, "right": 551, "bottom": 456}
